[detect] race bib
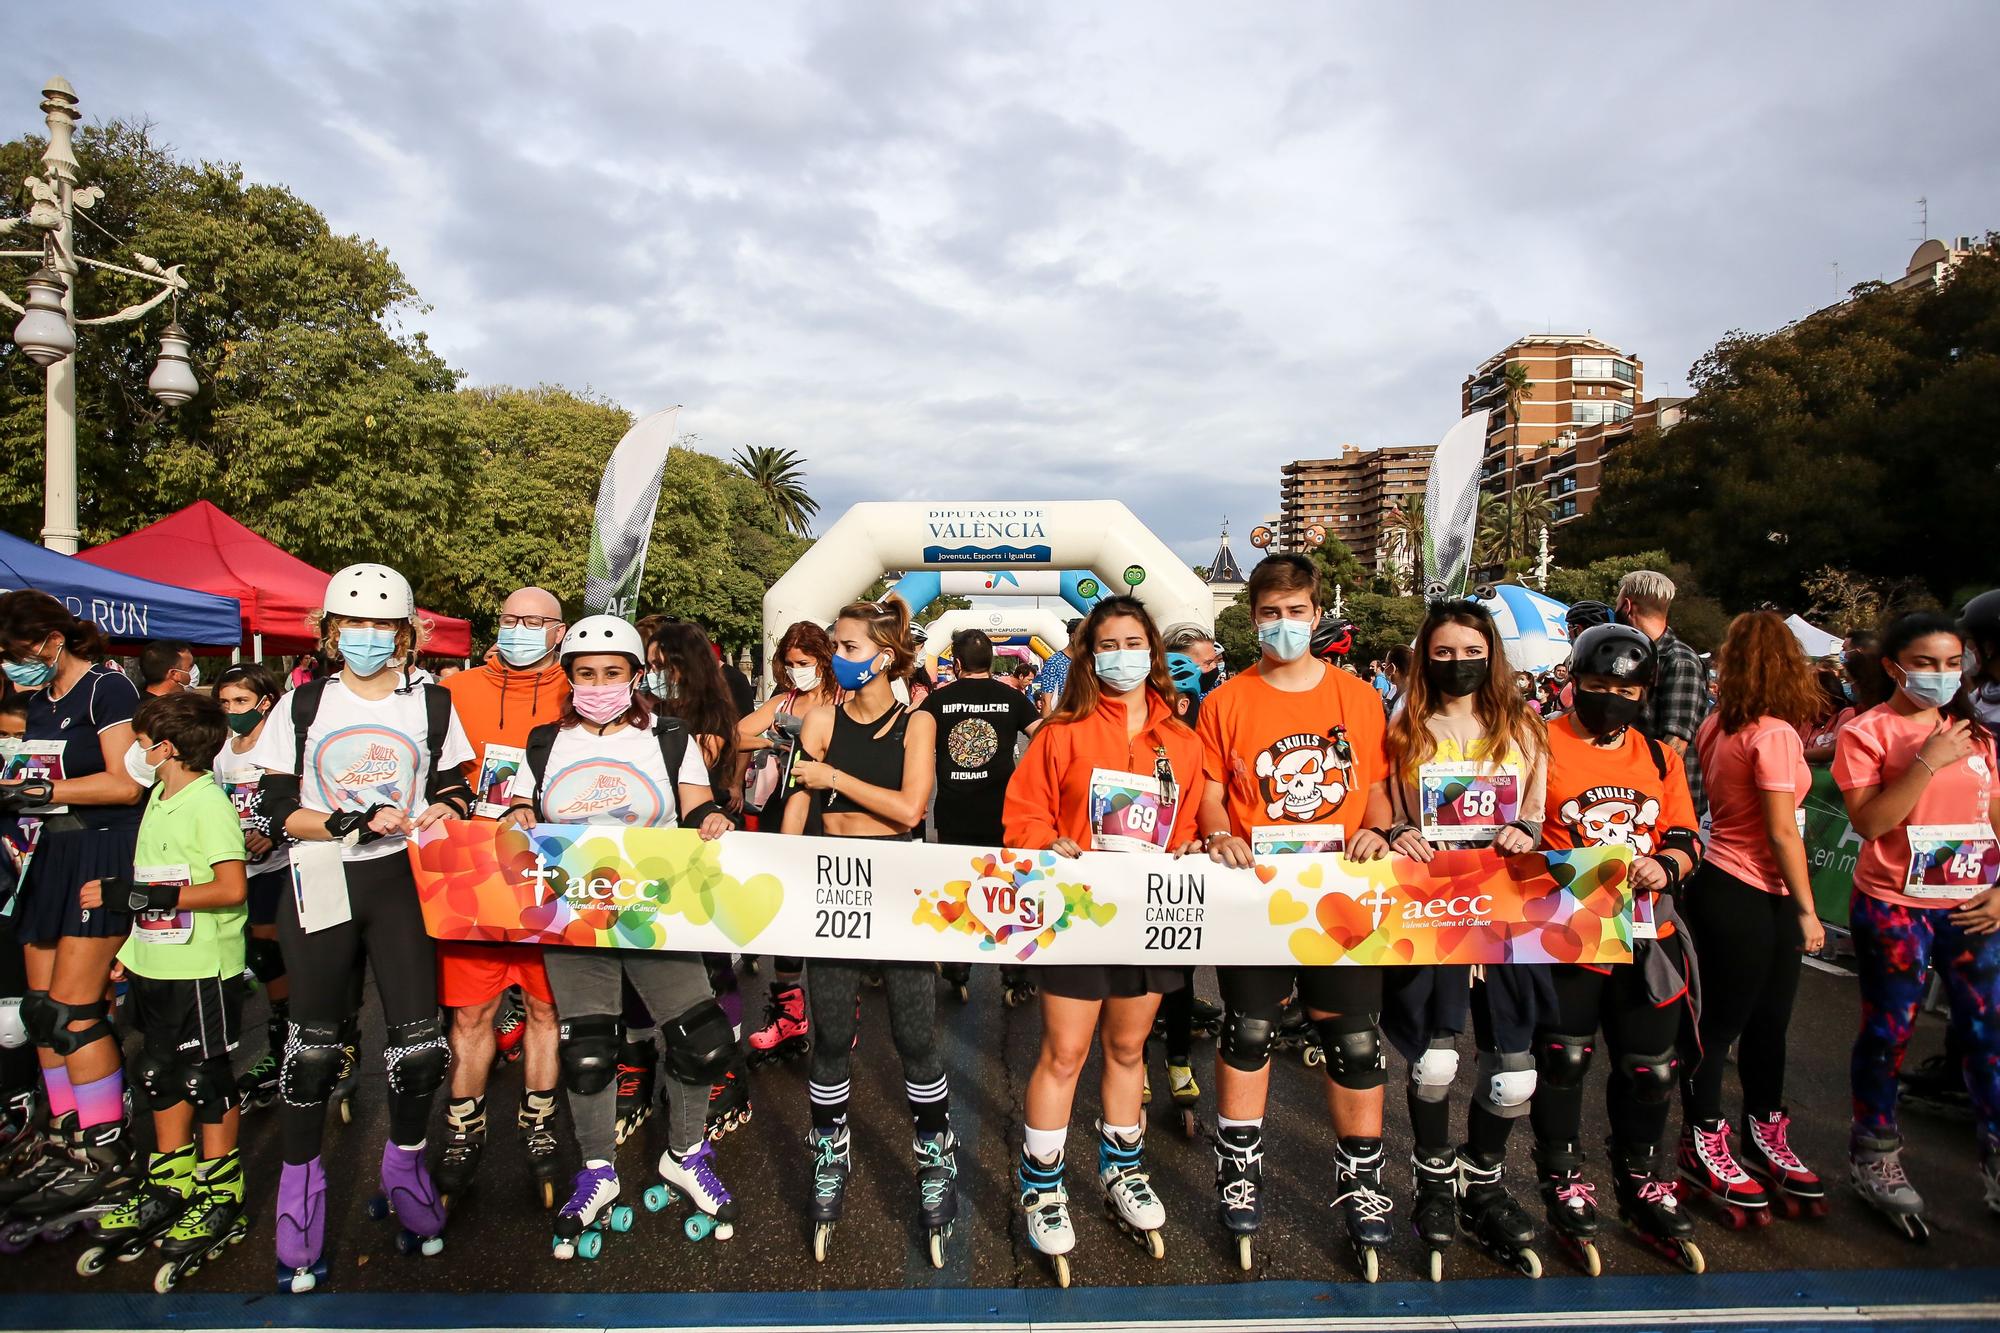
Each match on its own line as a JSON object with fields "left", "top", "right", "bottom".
{"left": 132, "top": 863, "right": 194, "bottom": 945}
{"left": 475, "top": 744, "right": 527, "bottom": 820}
{"left": 1089, "top": 769, "right": 1173, "bottom": 853}
{"left": 1419, "top": 761, "right": 1522, "bottom": 842}
{"left": 1251, "top": 825, "right": 1346, "bottom": 857}
{"left": 2, "top": 741, "right": 67, "bottom": 814}
{"left": 1905, "top": 824, "right": 2000, "bottom": 900}
{"left": 290, "top": 841, "right": 353, "bottom": 934}
{"left": 1631, "top": 888, "right": 1657, "bottom": 940}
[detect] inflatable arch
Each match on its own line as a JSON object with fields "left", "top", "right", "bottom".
{"left": 888, "top": 569, "right": 1106, "bottom": 619}
{"left": 917, "top": 607, "right": 1073, "bottom": 675}
{"left": 762, "top": 501, "right": 1211, "bottom": 685}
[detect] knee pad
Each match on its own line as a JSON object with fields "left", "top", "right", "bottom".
{"left": 1409, "top": 1038, "right": 1459, "bottom": 1104}
{"left": 1475, "top": 1050, "right": 1538, "bottom": 1118}
{"left": 1535, "top": 1031, "right": 1595, "bottom": 1092}
{"left": 181, "top": 1058, "right": 237, "bottom": 1124}
{"left": 0, "top": 995, "right": 24, "bottom": 1050}
{"left": 246, "top": 935, "right": 286, "bottom": 985}
{"left": 45, "top": 997, "right": 113, "bottom": 1056}
{"left": 559, "top": 1014, "right": 623, "bottom": 1095}
{"left": 280, "top": 1018, "right": 347, "bottom": 1106}
{"left": 661, "top": 1000, "right": 736, "bottom": 1086}
{"left": 1314, "top": 1016, "right": 1387, "bottom": 1090}
{"left": 20, "top": 990, "right": 54, "bottom": 1046}
{"left": 1616, "top": 1049, "right": 1677, "bottom": 1105}
{"left": 385, "top": 1015, "right": 451, "bottom": 1097}
{"left": 134, "top": 1048, "right": 187, "bottom": 1113}
{"left": 1219, "top": 1007, "right": 1279, "bottom": 1073}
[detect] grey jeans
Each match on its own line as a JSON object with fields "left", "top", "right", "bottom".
{"left": 543, "top": 946, "right": 715, "bottom": 1161}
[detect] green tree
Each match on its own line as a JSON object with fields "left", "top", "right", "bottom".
{"left": 1385, "top": 496, "right": 1423, "bottom": 592}
{"left": 1214, "top": 602, "right": 1257, "bottom": 671}
{"left": 1308, "top": 537, "right": 1370, "bottom": 604}
{"left": 1500, "top": 361, "right": 1535, "bottom": 561}
{"left": 1545, "top": 549, "right": 1676, "bottom": 607}
{"left": 1565, "top": 245, "right": 2000, "bottom": 608}
{"left": 1344, "top": 591, "right": 1427, "bottom": 662}
{"left": 731, "top": 445, "right": 820, "bottom": 535}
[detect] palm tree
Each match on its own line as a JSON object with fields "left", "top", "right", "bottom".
{"left": 1500, "top": 361, "right": 1535, "bottom": 562}
{"left": 1386, "top": 495, "right": 1424, "bottom": 593}
{"left": 731, "top": 446, "right": 820, "bottom": 535}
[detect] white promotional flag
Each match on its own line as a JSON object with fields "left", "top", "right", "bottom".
{"left": 584, "top": 406, "right": 680, "bottom": 618}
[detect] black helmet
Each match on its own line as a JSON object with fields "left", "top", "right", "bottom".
{"left": 1962, "top": 589, "right": 2000, "bottom": 647}
{"left": 1569, "top": 623, "right": 1657, "bottom": 687}
{"left": 1564, "top": 600, "right": 1614, "bottom": 635}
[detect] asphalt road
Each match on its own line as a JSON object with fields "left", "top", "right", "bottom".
{"left": 1, "top": 958, "right": 1993, "bottom": 1301}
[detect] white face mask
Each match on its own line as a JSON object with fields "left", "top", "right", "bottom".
{"left": 125, "top": 739, "right": 165, "bottom": 788}
{"left": 787, "top": 666, "right": 821, "bottom": 692}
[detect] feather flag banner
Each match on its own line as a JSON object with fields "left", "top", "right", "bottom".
{"left": 1422, "top": 409, "right": 1490, "bottom": 601}
{"left": 584, "top": 407, "right": 680, "bottom": 617}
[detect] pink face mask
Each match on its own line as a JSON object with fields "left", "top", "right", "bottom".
{"left": 572, "top": 681, "right": 634, "bottom": 724}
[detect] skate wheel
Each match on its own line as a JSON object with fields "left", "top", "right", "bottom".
{"left": 1678, "top": 1239, "right": 1705, "bottom": 1275}
{"left": 339, "top": 1097, "right": 353, "bottom": 1125}
{"left": 395, "top": 1229, "right": 417, "bottom": 1256}
{"left": 1580, "top": 1240, "right": 1603, "bottom": 1277}
{"left": 714, "top": 1223, "right": 734, "bottom": 1241}
{"left": 540, "top": 1180, "right": 555, "bottom": 1210}
{"left": 1145, "top": 1228, "right": 1165, "bottom": 1260}
{"left": 551, "top": 1238, "right": 575, "bottom": 1261}
{"left": 609, "top": 1205, "right": 634, "bottom": 1233}
{"left": 685, "top": 1214, "right": 716, "bottom": 1242}
{"left": 1236, "top": 1235, "right": 1254, "bottom": 1271}
{"left": 1519, "top": 1248, "right": 1543, "bottom": 1279}
{"left": 367, "top": 1196, "right": 389, "bottom": 1222}
{"left": 1902, "top": 1214, "right": 1930, "bottom": 1244}
{"left": 1428, "top": 1248, "right": 1443, "bottom": 1283}
{"left": 1304, "top": 1046, "right": 1325, "bottom": 1068}
{"left": 153, "top": 1262, "right": 178, "bottom": 1294}
{"left": 77, "top": 1246, "right": 108, "bottom": 1277}
{"left": 1052, "top": 1253, "right": 1070, "bottom": 1288}
{"left": 1180, "top": 1109, "right": 1198, "bottom": 1139}
{"left": 928, "top": 1231, "right": 945, "bottom": 1269}
{"left": 955, "top": 985, "right": 970, "bottom": 1004}
{"left": 578, "top": 1230, "right": 602, "bottom": 1260}
{"left": 643, "top": 1184, "right": 672, "bottom": 1213}
{"left": 1358, "top": 1246, "right": 1379, "bottom": 1283}
{"left": 813, "top": 1222, "right": 833, "bottom": 1263}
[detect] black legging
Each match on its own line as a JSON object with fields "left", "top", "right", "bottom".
{"left": 1678, "top": 864, "right": 1804, "bottom": 1122}
{"left": 278, "top": 854, "right": 440, "bottom": 1163}
{"left": 1159, "top": 968, "right": 1198, "bottom": 1061}
{"left": 1531, "top": 951, "right": 1685, "bottom": 1153}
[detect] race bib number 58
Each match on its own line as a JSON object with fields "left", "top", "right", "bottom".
{"left": 1419, "top": 761, "right": 1521, "bottom": 842}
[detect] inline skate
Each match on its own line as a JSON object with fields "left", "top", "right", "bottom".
{"left": 1214, "top": 1123, "right": 1262, "bottom": 1271}
{"left": 75, "top": 1144, "right": 193, "bottom": 1275}
{"left": 1535, "top": 1139, "right": 1602, "bottom": 1276}
{"left": 1409, "top": 1151, "right": 1456, "bottom": 1282}
{"left": 1612, "top": 1140, "right": 1703, "bottom": 1273}
{"left": 1457, "top": 1150, "right": 1541, "bottom": 1278}
{"left": 1099, "top": 1124, "right": 1166, "bottom": 1259}
{"left": 808, "top": 1126, "right": 850, "bottom": 1262}
{"left": 746, "top": 983, "right": 811, "bottom": 1068}
{"left": 434, "top": 1097, "right": 485, "bottom": 1208}
{"left": 1331, "top": 1137, "right": 1392, "bottom": 1282}
{"left": 1849, "top": 1132, "right": 1927, "bottom": 1242}
{"left": 152, "top": 1151, "right": 248, "bottom": 1292}
{"left": 521, "top": 1089, "right": 562, "bottom": 1209}
{"left": 1165, "top": 1059, "right": 1200, "bottom": 1138}
{"left": 916, "top": 1128, "right": 958, "bottom": 1268}
{"left": 1018, "top": 1150, "right": 1074, "bottom": 1287}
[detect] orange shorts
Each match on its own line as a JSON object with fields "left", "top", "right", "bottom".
{"left": 436, "top": 940, "right": 552, "bottom": 1007}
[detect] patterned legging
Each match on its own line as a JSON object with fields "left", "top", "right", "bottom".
{"left": 1849, "top": 890, "right": 2000, "bottom": 1149}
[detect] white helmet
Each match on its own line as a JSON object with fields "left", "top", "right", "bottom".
{"left": 561, "top": 614, "right": 646, "bottom": 668}
{"left": 324, "top": 563, "right": 414, "bottom": 619}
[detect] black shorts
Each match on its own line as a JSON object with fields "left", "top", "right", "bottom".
{"left": 1038, "top": 965, "right": 1185, "bottom": 1002}
{"left": 1381, "top": 964, "right": 1472, "bottom": 1062}
{"left": 1219, "top": 964, "right": 1384, "bottom": 1018}
{"left": 128, "top": 972, "right": 247, "bottom": 1063}
{"left": 247, "top": 866, "right": 286, "bottom": 928}
{"left": 15, "top": 823, "right": 138, "bottom": 945}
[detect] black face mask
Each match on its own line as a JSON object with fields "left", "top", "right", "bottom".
{"left": 1423, "top": 657, "right": 1489, "bottom": 699}
{"left": 1199, "top": 667, "right": 1222, "bottom": 693}
{"left": 1573, "top": 688, "right": 1644, "bottom": 737}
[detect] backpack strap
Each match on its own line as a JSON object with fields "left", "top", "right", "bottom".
{"left": 421, "top": 683, "right": 451, "bottom": 779}
{"left": 289, "top": 679, "right": 330, "bottom": 779}
{"left": 522, "top": 721, "right": 560, "bottom": 808}
{"left": 1643, "top": 732, "right": 1669, "bottom": 781}
{"left": 654, "top": 715, "right": 691, "bottom": 822}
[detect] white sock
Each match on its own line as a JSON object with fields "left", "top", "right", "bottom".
{"left": 1100, "top": 1120, "right": 1142, "bottom": 1143}
{"left": 1023, "top": 1124, "right": 1067, "bottom": 1162}
{"left": 1216, "top": 1114, "right": 1263, "bottom": 1133}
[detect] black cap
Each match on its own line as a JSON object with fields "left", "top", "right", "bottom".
{"left": 1961, "top": 589, "right": 2000, "bottom": 645}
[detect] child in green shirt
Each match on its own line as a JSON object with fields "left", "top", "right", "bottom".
{"left": 81, "top": 690, "right": 249, "bottom": 1285}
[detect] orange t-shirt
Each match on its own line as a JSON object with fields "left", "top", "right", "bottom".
{"left": 1545, "top": 714, "right": 1699, "bottom": 947}
{"left": 1003, "top": 689, "right": 1205, "bottom": 851}
{"left": 1195, "top": 660, "right": 1388, "bottom": 851}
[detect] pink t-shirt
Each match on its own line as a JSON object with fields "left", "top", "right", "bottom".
{"left": 1697, "top": 714, "right": 1810, "bottom": 894}
{"left": 1832, "top": 705, "right": 1998, "bottom": 908}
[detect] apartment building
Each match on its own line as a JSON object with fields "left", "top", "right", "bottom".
{"left": 1277, "top": 443, "right": 1434, "bottom": 572}
{"left": 1514, "top": 395, "right": 1689, "bottom": 528}
{"left": 1461, "top": 334, "right": 1644, "bottom": 498}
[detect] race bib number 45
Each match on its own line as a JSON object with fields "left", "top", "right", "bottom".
{"left": 1089, "top": 768, "right": 1173, "bottom": 853}
{"left": 1906, "top": 824, "right": 2000, "bottom": 900}
{"left": 1420, "top": 761, "right": 1521, "bottom": 842}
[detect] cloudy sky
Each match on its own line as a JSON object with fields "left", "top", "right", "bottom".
{"left": 11, "top": 2, "right": 1998, "bottom": 564}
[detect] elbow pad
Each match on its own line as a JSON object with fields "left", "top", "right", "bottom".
{"left": 1660, "top": 826, "right": 1702, "bottom": 867}
{"left": 259, "top": 772, "right": 302, "bottom": 835}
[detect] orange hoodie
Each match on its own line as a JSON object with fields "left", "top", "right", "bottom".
{"left": 1003, "top": 688, "right": 1206, "bottom": 850}
{"left": 444, "top": 655, "right": 571, "bottom": 786}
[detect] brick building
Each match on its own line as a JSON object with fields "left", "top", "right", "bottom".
{"left": 1277, "top": 443, "right": 1434, "bottom": 573}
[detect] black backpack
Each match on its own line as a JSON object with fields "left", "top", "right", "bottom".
{"left": 520, "top": 715, "right": 692, "bottom": 822}
{"left": 290, "top": 678, "right": 455, "bottom": 800}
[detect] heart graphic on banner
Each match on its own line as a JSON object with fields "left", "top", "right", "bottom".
{"left": 1268, "top": 890, "right": 1308, "bottom": 925}
{"left": 965, "top": 875, "right": 1057, "bottom": 940}
{"left": 712, "top": 873, "right": 784, "bottom": 946}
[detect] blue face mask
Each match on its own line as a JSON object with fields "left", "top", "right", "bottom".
{"left": 829, "top": 650, "right": 882, "bottom": 691}
{"left": 495, "top": 624, "right": 551, "bottom": 668}
{"left": 3, "top": 651, "right": 55, "bottom": 688}
{"left": 338, "top": 626, "right": 398, "bottom": 677}
{"left": 1897, "top": 668, "right": 1961, "bottom": 711}
{"left": 1257, "top": 617, "right": 1313, "bottom": 664}
{"left": 1094, "top": 649, "right": 1152, "bottom": 692}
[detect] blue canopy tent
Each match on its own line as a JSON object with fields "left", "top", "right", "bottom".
{"left": 0, "top": 529, "right": 242, "bottom": 646}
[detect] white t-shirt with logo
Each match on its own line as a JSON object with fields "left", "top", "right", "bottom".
{"left": 214, "top": 740, "right": 290, "bottom": 878}
{"left": 511, "top": 719, "right": 712, "bottom": 828}
{"left": 248, "top": 679, "right": 475, "bottom": 862}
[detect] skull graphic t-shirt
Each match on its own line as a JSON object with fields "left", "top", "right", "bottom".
{"left": 1544, "top": 712, "right": 1699, "bottom": 944}
{"left": 1196, "top": 659, "right": 1389, "bottom": 848}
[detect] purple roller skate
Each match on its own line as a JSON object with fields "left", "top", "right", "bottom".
{"left": 370, "top": 1140, "right": 445, "bottom": 1256}
{"left": 275, "top": 1158, "right": 327, "bottom": 1293}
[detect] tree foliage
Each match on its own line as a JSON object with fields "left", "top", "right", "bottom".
{"left": 1564, "top": 246, "right": 2000, "bottom": 609}
{"left": 731, "top": 444, "right": 820, "bottom": 535}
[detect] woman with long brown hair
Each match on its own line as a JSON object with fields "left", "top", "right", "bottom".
{"left": 1001, "top": 595, "right": 1206, "bottom": 1282}
{"left": 1377, "top": 598, "right": 1550, "bottom": 1279}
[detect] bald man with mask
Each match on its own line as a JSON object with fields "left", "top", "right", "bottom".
{"left": 436, "top": 586, "right": 570, "bottom": 1203}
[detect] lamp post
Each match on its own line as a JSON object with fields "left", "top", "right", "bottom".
{"left": 1, "top": 77, "right": 194, "bottom": 553}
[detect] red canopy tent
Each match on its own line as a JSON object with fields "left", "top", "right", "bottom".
{"left": 77, "top": 501, "right": 473, "bottom": 659}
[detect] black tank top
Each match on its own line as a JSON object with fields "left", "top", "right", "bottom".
{"left": 822, "top": 702, "right": 909, "bottom": 816}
